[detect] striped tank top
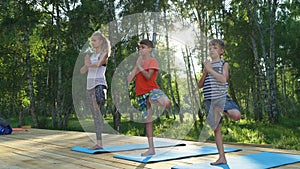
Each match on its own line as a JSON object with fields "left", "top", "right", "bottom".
{"left": 202, "top": 61, "right": 228, "bottom": 100}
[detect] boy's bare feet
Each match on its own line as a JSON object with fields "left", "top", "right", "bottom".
{"left": 88, "top": 144, "right": 103, "bottom": 150}
{"left": 141, "top": 149, "right": 155, "bottom": 156}
{"left": 210, "top": 157, "right": 227, "bottom": 165}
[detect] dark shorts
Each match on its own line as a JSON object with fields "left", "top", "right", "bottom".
{"left": 87, "top": 85, "right": 107, "bottom": 106}
{"left": 204, "top": 95, "right": 240, "bottom": 128}
{"left": 223, "top": 95, "right": 240, "bottom": 112}
{"left": 204, "top": 95, "right": 240, "bottom": 116}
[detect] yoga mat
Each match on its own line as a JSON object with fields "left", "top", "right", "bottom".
{"left": 71, "top": 141, "right": 185, "bottom": 154}
{"left": 113, "top": 146, "right": 241, "bottom": 163}
{"left": 172, "top": 152, "right": 300, "bottom": 169}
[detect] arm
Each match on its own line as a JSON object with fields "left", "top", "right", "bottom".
{"left": 204, "top": 60, "right": 228, "bottom": 84}
{"left": 127, "top": 56, "right": 142, "bottom": 83}
{"left": 80, "top": 54, "right": 91, "bottom": 74}
{"left": 136, "top": 64, "right": 155, "bottom": 80}
{"left": 197, "top": 68, "right": 208, "bottom": 88}
{"left": 136, "top": 56, "right": 156, "bottom": 80}
{"left": 97, "top": 53, "right": 109, "bottom": 67}
{"left": 127, "top": 66, "right": 138, "bottom": 83}
{"left": 223, "top": 62, "right": 229, "bottom": 81}
{"left": 88, "top": 53, "right": 109, "bottom": 68}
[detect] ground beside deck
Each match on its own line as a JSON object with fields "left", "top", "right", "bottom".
{"left": 0, "top": 129, "right": 299, "bottom": 169}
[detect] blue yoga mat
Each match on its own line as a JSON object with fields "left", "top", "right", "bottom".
{"left": 172, "top": 152, "right": 300, "bottom": 169}
{"left": 71, "top": 141, "right": 185, "bottom": 154}
{"left": 113, "top": 146, "right": 241, "bottom": 163}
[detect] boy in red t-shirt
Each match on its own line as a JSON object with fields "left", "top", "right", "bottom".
{"left": 127, "top": 39, "right": 171, "bottom": 156}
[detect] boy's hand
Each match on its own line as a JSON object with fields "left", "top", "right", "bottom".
{"left": 203, "top": 67, "right": 208, "bottom": 75}
{"left": 136, "top": 56, "right": 144, "bottom": 70}
{"left": 127, "top": 66, "right": 137, "bottom": 83}
{"left": 204, "top": 60, "right": 213, "bottom": 73}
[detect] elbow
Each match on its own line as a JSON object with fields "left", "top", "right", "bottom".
{"left": 127, "top": 76, "right": 133, "bottom": 83}
{"left": 80, "top": 69, "right": 85, "bottom": 74}
{"left": 197, "top": 81, "right": 203, "bottom": 88}
{"left": 220, "top": 78, "right": 227, "bottom": 84}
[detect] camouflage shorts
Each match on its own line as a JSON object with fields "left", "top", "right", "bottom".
{"left": 137, "top": 89, "right": 167, "bottom": 119}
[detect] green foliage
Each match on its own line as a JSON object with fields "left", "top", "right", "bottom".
{"left": 221, "top": 117, "right": 300, "bottom": 150}
{"left": 274, "top": 135, "right": 300, "bottom": 150}
{"left": 222, "top": 119, "right": 267, "bottom": 144}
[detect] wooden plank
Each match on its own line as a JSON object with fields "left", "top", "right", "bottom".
{"left": 0, "top": 129, "right": 299, "bottom": 169}
{"left": 1, "top": 133, "right": 144, "bottom": 169}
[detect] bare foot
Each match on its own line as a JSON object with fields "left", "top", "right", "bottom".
{"left": 210, "top": 157, "right": 227, "bottom": 165}
{"left": 141, "top": 149, "right": 155, "bottom": 156}
{"left": 88, "top": 144, "right": 103, "bottom": 150}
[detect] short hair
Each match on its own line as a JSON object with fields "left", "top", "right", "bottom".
{"left": 139, "top": 39, "right": 154, "bottom": 48}
{"left": 209, "top": 39, "right": 225, "bottom": 49}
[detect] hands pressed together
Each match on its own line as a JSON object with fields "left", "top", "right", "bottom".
{"left": 203, "top": 59, "right": 213, "bottom": 74}
{"left": 136, "top": 56, "right": 144, "bottom": 71}
{"left": 84, "top": 55, "right": 91, "bottom": 67}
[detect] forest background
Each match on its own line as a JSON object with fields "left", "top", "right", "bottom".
{"left": 0, "top": 0, "right": 299, "bottom": 150}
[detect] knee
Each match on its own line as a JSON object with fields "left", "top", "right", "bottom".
{"left": 233, "top": 112, "right": 241, "bottom": 121}
{"left": 226, "top": 110, "right": 241, "bottom": 121}
{"left": 97, "top": 97, "right": 106, "bottom": 106}
{"left": 214, "top": 125, "right": 222, "bottom": 133}
{"left": 165, "top": 99, "right": 171, "bottom": 109}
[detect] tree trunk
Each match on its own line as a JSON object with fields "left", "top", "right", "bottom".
{"left": 18, "top": 99, "right": 24, "bottom": 127}
{"left": 113, "top": 106, "right": 120, "bottom": 132}
{"left": 152, "top": 0, "right": 160, "bottom": 48}
{"left": 245, "top": 0, "right": 270, "bottom": 121}
{"left": 174, "top": 71, "right": 183, "bottom": 122}
{"left": 56, "top": 3, "right": 63, "bottom": 129}
{"left": 268, "top": 0, "right": 278, "bottom": 123}
{"left": 108, "top": 2, "right": 120, "bottom": 131}
{"left": 189, "top": 50, "right": 201, "bottom": 118}
{"left": 25, "top": 25, "right": 38, "bottom": 128}
{"left": 164, "top": 5, "right": 175, "bottom": 118}
{"left": 249, "top": 32, "right": 264, "bottom": 120}
{"left": 253, "top": 3, "right": 272, "bottom": 120}
{"left": 183, "top": 48, "right": 196, "bottom": 121}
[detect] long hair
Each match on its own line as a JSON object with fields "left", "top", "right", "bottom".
{"left": 92, "top": 31, "right": 111, "bottom": 57}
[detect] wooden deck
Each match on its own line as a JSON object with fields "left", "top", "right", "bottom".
{"left": 0, "top": 129, "right": 299, "bottom": 169}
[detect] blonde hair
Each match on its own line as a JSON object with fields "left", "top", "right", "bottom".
{"left": 92, "top": 31, "right": 111, "bottom": 57}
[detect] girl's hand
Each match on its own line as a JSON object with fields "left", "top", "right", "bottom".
{"left": 84, "top": 55, "right": 91, "bottom": 67}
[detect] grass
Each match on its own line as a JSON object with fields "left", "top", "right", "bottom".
{"left": 6, "top": 113, "right": 300, "bottom": 150}
{"left": 221, "top": 116, "right": 300, "bottom": 150}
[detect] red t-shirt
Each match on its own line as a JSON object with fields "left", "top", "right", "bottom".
{"left": 135, "top": 58, "right": 160, "bottom": 96}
